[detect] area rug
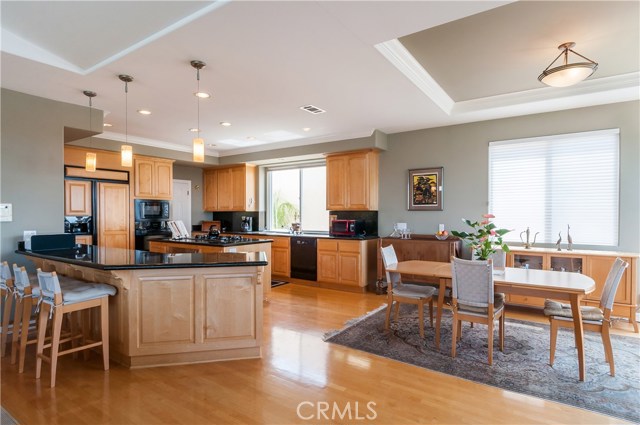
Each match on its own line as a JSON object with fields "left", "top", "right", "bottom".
{"left": 324, "top": 305, "right": 640, "bottom": 423}
{"left": 271, "top": 280, "right": 289, "bottom": 288}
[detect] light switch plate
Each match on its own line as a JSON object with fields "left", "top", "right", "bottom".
{"left": 0, "top": 203, "right": 12, "bottom": 222}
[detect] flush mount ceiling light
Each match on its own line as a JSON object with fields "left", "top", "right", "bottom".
{"left": 191, "top": 60, "right": 207, "bottom": 163}
{"left": 83, "top": 90, "right": 97, "bottom": 172}
{"left": 220, "top": 121, "right": 231, "bottom": 127}
{"left": 538, "top": 42, "right": 598, "bottom": 87}
{"left": 119, "top": 74, "right": 134, "bottom": 167}
{"left": 137, "top": 109, "right": 151, "bottom": 115}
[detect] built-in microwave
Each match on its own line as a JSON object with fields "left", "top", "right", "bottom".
{"left": 134, "top": 199, "right": 170, "bottom": 221}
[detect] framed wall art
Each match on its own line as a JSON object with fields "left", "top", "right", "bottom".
{"left": 408, "top": 167, "right": 443, "bottom": 211}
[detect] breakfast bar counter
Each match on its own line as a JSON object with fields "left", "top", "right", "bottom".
{"left": 19, "top": 247, "right": 267, "bottom": 368}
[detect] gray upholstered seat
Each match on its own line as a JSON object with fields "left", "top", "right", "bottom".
{"left": 544, "top": 257, "right": 629, "bottom": 377}
{"left": 381, "top": 245, "right": 435, "bottom": 339}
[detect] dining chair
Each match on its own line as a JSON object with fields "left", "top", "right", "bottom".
{"left": 35, "top": 269, "right": 116, "bottom": 387}
{"left": 10, "top": 264, "right": 42, "bottom": 372}
{"left": 544, "top": 257, "right": 629, "bottom": 376}
{"left": 1, "top": 261, "right": 15, "bottom": 357}
{"left": 381, "top": 245, "right": 436, "bottom": 338}
{"left": 450, "top": 257, "right": 505, "bottom": 365}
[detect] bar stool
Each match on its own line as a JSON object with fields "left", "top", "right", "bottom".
{"left": 35, "top": 269, "right": 116, "bottom": 387}
{"left": 1, "top": 261, "right": 14, "bottom": 357}
{"left": 10, "top": 264, "right": 41, "bottom": 371}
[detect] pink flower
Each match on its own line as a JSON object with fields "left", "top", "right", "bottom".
{"left": 481, "top": 220, "right": 490, "bottom": 225}
{"left": 490, "top": 229, "right": 496, "bottom": 236}
{"left": 483, "top": 214, "right": 495, "bottom": 219}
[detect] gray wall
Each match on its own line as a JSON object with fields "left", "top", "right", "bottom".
{"left": 1, "top": 89, "right": 98, "bottom": 265}
{"left": 379, "top": 101, "right": 640, "bottom": 253}
{"left": 172, "top": 164, "right": 209, "bottom": 226}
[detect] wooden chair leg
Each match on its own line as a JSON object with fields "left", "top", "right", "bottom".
{"left": 1, "top": 293, "right": 14, "bottom": 357}
{"left": 457, "top": 320, "right": 462, "bottom": 341}
{"left": 428, "top": 299, "right": 434, "bottom": 328}
{"left": 549, "top": 318, "right": 558, "bottom": 366}
{"left": 35, "top": 304, "right": 50, "bottom": 379}
{"left": 451, "top": 313, "right": 458, "bottom": 358}
{"left": 488, "top": 319, "right": 494, "bottom": 366}
{"left": 499, "top": 312, "right": 505, "bottom": 352}
{"left": 18, "top": 299, "right": 33, "bottom": 373}
{"left": 10, "top": 298, "right": 24, "bottom": 364}
{"left": 394, "top": 302, "right": 400, "bottom": 321}
{"left": 385, "top": 302, "right": 393, "bottom": 330}
{"left": 418, "top": 302, "right": 424, "bottom": 338}
{"left": 49, "top": 309, "right": 64, "bottom": 388}
{"left": 601, "top": 324, "right": 615, "bottom": 376}
{"left": 100, "top": 298, "right": 110, "bottom": 370}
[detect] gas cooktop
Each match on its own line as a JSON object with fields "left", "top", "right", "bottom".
{"left": 181, "top": 235, "right": 257, "bottom": 245}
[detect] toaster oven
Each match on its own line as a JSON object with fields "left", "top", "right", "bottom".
{"left": 330, "top": 219, "right": 365, "bottom": 237}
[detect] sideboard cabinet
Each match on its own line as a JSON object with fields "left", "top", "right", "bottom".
{"left": 506, "top": 247, "right": 638, "bottom": 332}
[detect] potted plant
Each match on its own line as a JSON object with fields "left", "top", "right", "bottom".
{"left": 450, "top": 214, "right": 511, "bottom": 260}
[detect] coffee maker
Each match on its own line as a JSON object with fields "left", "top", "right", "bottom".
{"left": 240, "top": 216, "right": 253, "bottom": 232}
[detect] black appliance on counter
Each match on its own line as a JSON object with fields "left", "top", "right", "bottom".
{"left": 290, "top": 236, "right": 317, "bottom": 281}
{"left": 134, "top": 199, "right": 170, "bottom": 221}
{"left": 64, "top": 216, "right": 93, "bottom": 234}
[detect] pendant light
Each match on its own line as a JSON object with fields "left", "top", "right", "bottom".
{"left": 119, "top": 74, "right": 134, "bottom": 167}
{"left": 191, "top": 60, "right": 206, "bottom": 163}
{"left": 83, "top": 90, "right": 97, "bottom": 172}
{"left": 538, "top": 42, "right": 598, "bottom": 87}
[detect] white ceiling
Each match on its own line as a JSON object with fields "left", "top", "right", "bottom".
{"left": 1, "top": 1, "right": 638, "bottom": 159}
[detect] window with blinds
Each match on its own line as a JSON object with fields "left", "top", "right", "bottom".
{"left": 488, "top": 129, "right": 620, "bottom": 246}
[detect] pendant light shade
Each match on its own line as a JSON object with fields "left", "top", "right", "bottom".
{"left": 119, "top": 74, "right": 134, "bottom": 167}
{"left": 538, "top": 42, "right": 598, "bottom": 87}
{"left": 191, "top": 60, "right": 207, "bottom": 163}
{"left": 83, "top": 90, "right": 97, "bottom": 172}
{"left": 121, "top": 145, "right": 133, "bottom": 167}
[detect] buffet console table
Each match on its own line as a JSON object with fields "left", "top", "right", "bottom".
{"left": 19, "top": 246, "right": 267, "bottom": 368}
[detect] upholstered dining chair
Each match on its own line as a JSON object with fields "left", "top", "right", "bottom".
{"left": 450, "top": 257, "right": 505, "bottom": 365}
{"left": 381, "top": 245, "right": 436, "bottom": 338}
{"left": 1, "top": 261, "right": 15, "bottom": 357}
{"left": 544, "top": 257, "right": 629, "bottom": 376}
{"left": 10, "top": 264, "right": 42, "bottom": 372}
{"left": 35, "top": 269, "right": 116, "bottom": 387}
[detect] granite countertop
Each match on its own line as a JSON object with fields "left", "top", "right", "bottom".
{"left": 157, "top": 237, "right": 273, "bottom": 247}
{"left": 230, "top": 231, "right": 379, "bottom": 240}
{"left": 17, "top": 246, "right": 268, "bottom": 270}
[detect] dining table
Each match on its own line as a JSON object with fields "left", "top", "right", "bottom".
{"left": 384, "top": 260, "right": 596, "bottom": 381}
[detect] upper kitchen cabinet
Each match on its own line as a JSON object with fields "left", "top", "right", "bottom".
{"left": 133, "top": 157, "right": 174, "bottom": 200}
{"left": 203, "top": 164, "right": 257, "bottom": 212}
{"left": 64, "top": 179, "right": 92, "bottom": 216}
{"left": 326, "top": 149, "right": 379, "bottom": 210}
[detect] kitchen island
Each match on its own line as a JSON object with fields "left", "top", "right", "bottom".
{"left": 19, "top": 246, "right": 267, "bottom": 368}
{"left": 148, "top": 236, "right": 273, "bottom": 298}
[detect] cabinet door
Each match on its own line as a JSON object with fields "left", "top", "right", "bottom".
{"left": 98, "top": 182, "right": 130, "bottom": 250}
{"left": 217, "top": 169, "right": 233, "bottom": 211}
{"left": 65, "top": 180, "right": 92, "bottom": 216}
{"left": 345, "top": 153, "right": 369, "bottom": 210}
{"left": 318, "top": 251, "right": 339, "bottom": 283}
{"left": 339, "top": 252, "right": 361, "bottom": 286}
{"left": 586, "top": 256, "right": 631, "bottom": 304}
{"left": 155, "top": 161, "right": 173, "bottom": 199}
{"left": 134, "top": 159, "right": 155, "bottom": 198}
{"left": 231, "top": 166, "right": 246, "bottom": 211}
{"left": 272, "top": 247, "right": 290, "bottom": 277}
{"left": 203, "top": 170, "right": 218, "bottom": 211}
{"left": 326, "top": 156, "right": 347, "bottom": 210}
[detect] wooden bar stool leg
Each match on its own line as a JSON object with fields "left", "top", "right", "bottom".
{"left": 1, "top": 294, "right": 14, "bottom": 357}
{"left": 10, "top": 298, "right": 24, "bottom": 364}
{"left": 18, "top": 298, "right": 33, "bottom": 373}
{"left": 49, "top": 308, "right": 64, "bottom": 388}
{"left": 83, "top": 309, "right": 92, "bottom": 361}
{"left": 35, "top": 304, "right": 50, "bottom": 380}
{"left": 101, "top": 298, "right": 110, "bottom": 370}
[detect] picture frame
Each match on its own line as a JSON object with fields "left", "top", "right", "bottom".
{"left": 408, "top": 167, "right": 443, "bottom": 211}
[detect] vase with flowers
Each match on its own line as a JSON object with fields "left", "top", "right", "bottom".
{"left": 450, "top": 214, "right": 511, "bottom": 260}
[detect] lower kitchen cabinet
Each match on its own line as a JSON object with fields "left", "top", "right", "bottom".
{"left": 270, "top": 236, "right": 290, "bottom": 278}
{"left": 507, "top": 247, "right": 638, "bottom": 332}
{"left": 317, "top": 239, "right": 377, "bottom": 291}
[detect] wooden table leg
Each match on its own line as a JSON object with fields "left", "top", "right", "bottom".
{"left": 569, "top": 294, "right": 586, "bottom": 381}
{"left": 435, "top": 278, "right": 446, "bottom": 350}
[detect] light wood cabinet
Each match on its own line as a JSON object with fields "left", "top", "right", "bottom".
{"left": 317, "top": 239, "right": 377, "bottom": 290}
{"left": 98, "top": 182, "right": 130, "bottom": 250}
{"left": 507, "top": 247, "right": 638, "bottom": 331}
{"left": 203, "top": 164, "right": 257, "bottom": 211}
{"left": 75, "top": 235, "right": 93, "bottom": 245}
{"left": 133, "top": 157, "right": 174, "bottom": 199}
{"left": 64, "top": 180, "right": 92, "bottom": 216}
{"left": 325, "top": 149, "right": 378, "bottom": 211}
{"left": 270, "top": 236, "right": 291, "bottom": 278}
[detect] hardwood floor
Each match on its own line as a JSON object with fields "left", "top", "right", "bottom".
{"left": 1, "top": 282, "right": 636, "bottom": 424}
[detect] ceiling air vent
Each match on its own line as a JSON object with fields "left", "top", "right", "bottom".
{"left": 299, "top": 104, "right": 326, "bottom": 114}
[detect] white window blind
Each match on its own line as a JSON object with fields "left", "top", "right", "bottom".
{"left": 488, "top": 129, "right": 619, "bottom": 246}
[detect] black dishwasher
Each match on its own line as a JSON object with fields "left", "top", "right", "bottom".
{"left": 290, "top": 237, "right": 317, "bottom": 281}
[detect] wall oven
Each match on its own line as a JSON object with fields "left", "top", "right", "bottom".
{"left": 134, "top": 199, "right": 170, "bottom": 221}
